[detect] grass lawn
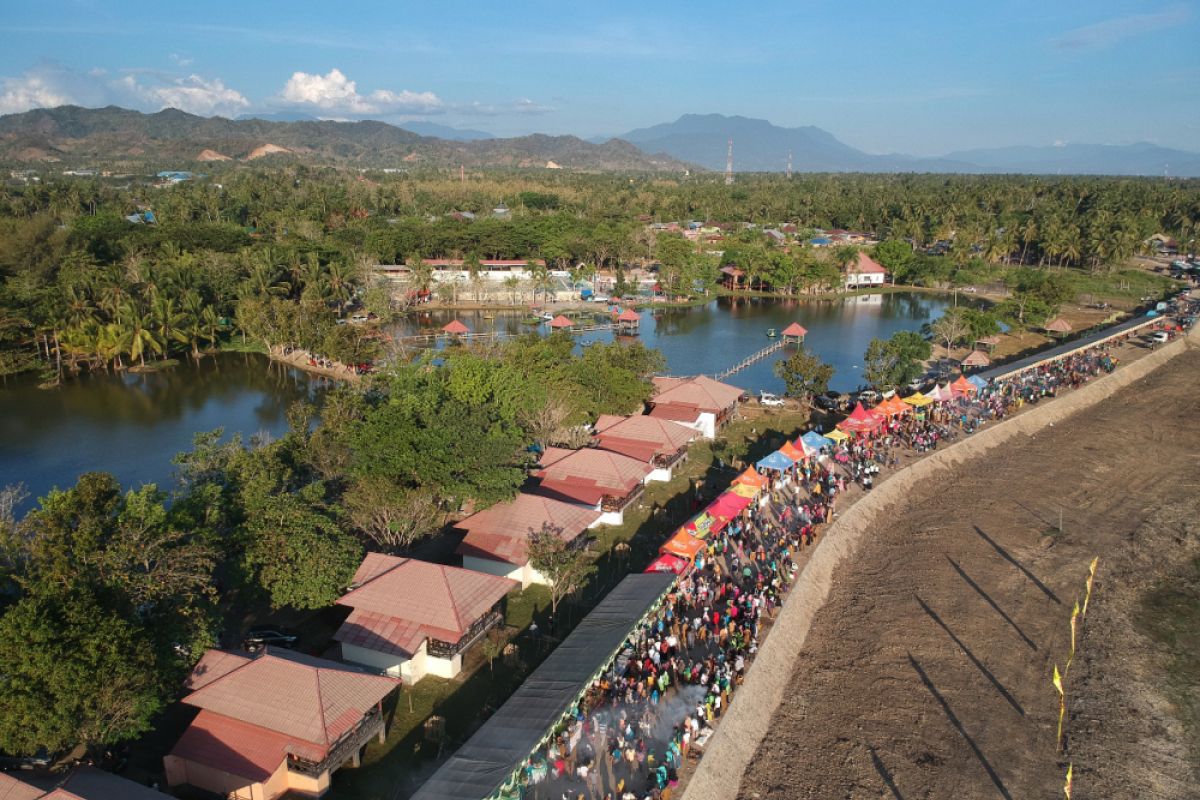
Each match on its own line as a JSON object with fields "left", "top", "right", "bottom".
{"left": 326, "top": 404, "right": 813, "bottom": 799}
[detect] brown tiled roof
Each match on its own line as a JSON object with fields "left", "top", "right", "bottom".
{"left": 850, "top": 252, "right": 887, "bottom": 274}
{"left": 46, "top": 768, "right": 172, "bottom": 800}
{"left": 3, "top": 768, "right": 171, "bottom": 800}
{"left": 334, "top": 555, "right": 516, "bottom": 657}
{"left": 594, "top": 415, "right": 696, "bottom": 462}
{"left": 0, "top": 774, "right": 45, "bottom": 800}
{"left": 534, "top": 448, "right": 651, "bottom": 495}
{"left": 180, "top": 649, "right": 398, "bottom": 754}
{"left": 170, "top": 709, "right": 298, "bottom": 780}
{"left": 650, "top": 375, "right": 743, "bottom": 414}
{"left": 454, "top": 494, "right": 600, "bottom": 565}
{"left": 647, "top": 404, "right": 702, "bottom": 423}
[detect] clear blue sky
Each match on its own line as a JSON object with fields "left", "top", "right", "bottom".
{"left": 1, "top": 0, "right": 1197, "bottom": 154}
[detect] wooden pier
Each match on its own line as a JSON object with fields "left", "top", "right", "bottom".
{"left": 712, "top": 339, "right": 787, "bottom": 380}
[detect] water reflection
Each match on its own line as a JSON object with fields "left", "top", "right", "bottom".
{"left": 0, "top": 354, "right": 326, "bottom": 515}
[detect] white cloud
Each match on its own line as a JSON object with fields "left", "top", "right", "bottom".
{"left": 279, "top": 68, "right": 442, "bottom": 115}
{"left": 1052, "top": 6, "right": 1190, "bottom": 50}
{"left": 126, "top": 74, "right": 249, "bottom": 116}
{"left": 0, "top": 62, "right": 249, "bottom": 117}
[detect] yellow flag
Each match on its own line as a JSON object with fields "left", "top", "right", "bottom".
{"left": 1069, "top": 600, "right": 1080, "bottom": 662}
{"left": 1083, "top": 557, "right": 1099, "bottom": 616}
{"left": 1052, "top": 664, "right": 1063, "bottom": 695}
{"left": 1064, "top": 763, "right": 1073, "bottom": 799}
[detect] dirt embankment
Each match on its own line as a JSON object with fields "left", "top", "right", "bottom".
{"left": 686, "top": 332, "right": 1200, "bottom": 800}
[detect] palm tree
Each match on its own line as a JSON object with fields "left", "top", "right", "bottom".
{"left": 120, "top": 302, "right": 163, "bottom": 368}
{"left": 325, "top": 260, "right": 354, "bottom": 315}
{"left": 150, "top": 295, "right": 187, "bottom": 359}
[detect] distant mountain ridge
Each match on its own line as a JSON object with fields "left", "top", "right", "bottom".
{"left": 616, "top": 113, "right": 1200, "bottom": 177}
{"left": 0, "top": 106, "right": 687, "bottom": 172}
{"left": 397, "top": 121, "right": 495, "bottom": 141}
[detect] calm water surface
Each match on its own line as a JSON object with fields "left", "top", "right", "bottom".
{"left": 398, "top": 292, "right": 952, "bottom": 394}
{"left": 2, "top": 293, "right": 948, "bottom": 515}
{"left": 0, "top": 354, "right": 329, "bottom": 515}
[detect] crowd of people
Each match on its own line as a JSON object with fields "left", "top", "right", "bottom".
{"left": 514, "top": 294, "right": 1198, "bottom": 800}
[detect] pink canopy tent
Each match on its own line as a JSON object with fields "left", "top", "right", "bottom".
{"left": 707, "top": 491, "right": 753, "bottom": 519}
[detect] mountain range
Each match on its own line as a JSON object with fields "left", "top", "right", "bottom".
{"left": 614, "top": 114, "right": 1200, "bottom": 177}
{"left": 0, "top": 106, "right": 685, "bottom": 172}
{"left": 1, "top": 106, "right": 1198, "bottom": 177}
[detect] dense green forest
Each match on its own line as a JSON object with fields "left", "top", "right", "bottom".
{"left": 0, "top": 167, "right": 1195, "bottom": 378}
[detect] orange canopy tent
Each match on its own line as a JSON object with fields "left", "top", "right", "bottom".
{"left": 732, "top": 467, "right": 768, "bottom": 490}
{"left": 950, "top": 375, "right": 977, "bottom": 396}
{"left": 778, "top": 440, "right": 806, "bottom": 462}
{"left": 661, "top": 530, "right": 704, "bottom": 560}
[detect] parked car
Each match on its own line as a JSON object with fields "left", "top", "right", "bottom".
{"left": 815, "top": 393, "right": 842, "bottom": 411}
{"left": 759, "top": 392, "right": 785, "bottom": 407}
{"left": 242, "top": 627, "right": 300, "bottom": 651}
{"left": 1151, "top": 331, "right": 1170, "bottom": 344}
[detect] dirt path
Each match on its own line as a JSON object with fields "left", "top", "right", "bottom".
{"left": 721, "top": 346, "right": 1200, "bottom": 799}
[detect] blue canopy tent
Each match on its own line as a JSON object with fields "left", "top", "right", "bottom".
{"left": 801, "top": 431, "right": 834, "bottom": 452}
{"left": 756, "top": 450, "right": 794, "bottom": 472}
{"left": 967, "top": 375, "right": 988, "bottom": 390}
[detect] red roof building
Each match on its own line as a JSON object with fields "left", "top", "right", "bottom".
{"left": 592, "top": 414, "right": 697, "bottom": 476}
{"left": 534, "top": 447, "right": 651, "bottom": 523}
{"left": 334, "top": 554, "right": 516, "bottom": 683}
{"left": 843, "top": 251, "right": 888, "bottom": 288}
{"left": 454, "top": 493, "right": 601, "bottom": 587}
{"left": 442, "top": 319, "right": 469, "bottom": 335}
{"left": 1, "top": 767, "right": 171, "bottom": 800}
{"left": 549, "top": 314, "right": 574, "bottom": 329}
{"left": 164, "top": 648, "right": 398, "bottom": 800}
{"left": 781, "top": 322, "right": 808, "bottom": 340}
{"left": 648, "top": 376, "right": 744, "bottom": 438}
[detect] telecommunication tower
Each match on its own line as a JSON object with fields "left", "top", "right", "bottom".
{"left": 786, "top": 150, "right": 793, "bottom": 179}
{"left": 725, "top": 138, "right": 734, "bottom": 185}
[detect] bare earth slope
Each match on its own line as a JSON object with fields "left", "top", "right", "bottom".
{"left": 737, "top": 348, "right": 1200, "bottom": 799}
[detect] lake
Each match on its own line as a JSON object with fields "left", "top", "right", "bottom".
{"left": 1, "top": 292, "right": 949, "bottom": 515}
{"left": 398, "top": 291, "right": 952, "bottom": 394}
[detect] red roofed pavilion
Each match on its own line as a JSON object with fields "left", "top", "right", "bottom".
{"left": 442, "top": 319, "right": 469, "bottom": 335}
{"left": 455, "top": 493, "right": 602, "bottom": 587}
{"left": 164, "top": 648, "right": 398, "bottom": 800}
{"left": 781, "top": 322, "right": 807, "bottom": 342}
{"left": 334, "top": 554, "right": 516, "bottom": 683}
{"left": 549, "top": 314, "right": 573, "bottom": 329}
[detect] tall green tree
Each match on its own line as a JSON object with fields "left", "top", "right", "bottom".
{"left": 774, "top": 346, "right": 834, "bottom": 403}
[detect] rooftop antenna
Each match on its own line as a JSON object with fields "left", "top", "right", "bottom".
{"left": 786, "top": 150, "right": 793, "bottom": 179}
{"left": 725, "top": 138, "right": 734, "bottom": 185}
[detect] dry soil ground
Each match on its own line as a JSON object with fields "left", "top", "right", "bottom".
{"left": 737, "top": 348, "right": 1200, "bottom": 800}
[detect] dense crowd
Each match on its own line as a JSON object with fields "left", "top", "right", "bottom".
{"left": 516, "top": 295, "right": 1198, "bottom": 800}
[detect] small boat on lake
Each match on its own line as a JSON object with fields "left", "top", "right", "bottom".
{"left": 766, "top": 328, "right": 777, "bottom": 338}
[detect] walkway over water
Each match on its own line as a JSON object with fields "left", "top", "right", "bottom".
{"left": 713, "top": 339, "right": 787, "bottom": 380}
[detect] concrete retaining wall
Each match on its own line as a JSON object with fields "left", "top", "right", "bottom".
{"left": 684, "top": 328, "right": 1198, "bottom": 800}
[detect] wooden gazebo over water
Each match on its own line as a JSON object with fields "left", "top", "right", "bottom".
{"left": 616, "top": 308, "right": 641, "bottom": 334}
{"left": 781, "top": 322, "right": 808, "bottom": 343}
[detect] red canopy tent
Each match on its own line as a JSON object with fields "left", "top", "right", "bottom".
{"left": 707, "top": 491, "right": 753, "bottom": 519}
{"left": 549, "top": 315, "right": 573, "bottom": 329}
{"left": 645, "top": 553, "right": 690, "bottom": 575}
{"left": 837, "top": 402, "right": 883, "bottom": 434}
{"left": 442, "top": 319, "right": 469, "bottom": 335}
{"left": 660, "top": 530, "right": 704, "bottom": 560}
